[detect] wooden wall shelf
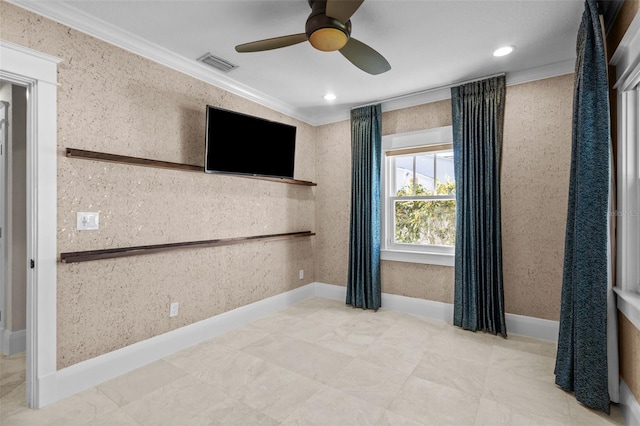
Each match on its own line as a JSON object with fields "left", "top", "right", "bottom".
{"left": 66, "top": 148, "right": 317, "bottom": 186}
{"left": 60, "top": 231, "right": 316, "bottom": 263}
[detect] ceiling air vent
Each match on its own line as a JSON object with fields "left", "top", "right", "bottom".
{"left": 197, "top": 53, "right": 238, "bottom": 73}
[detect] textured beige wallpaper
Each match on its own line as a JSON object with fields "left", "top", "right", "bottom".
{"left": 502, "top": 74, "right": 573, "bottom": 320}
{"left": 2, "top": 2, "right": 316, "bottom": 368}
{"left": 316, "top": 77, "right": 573, "bottom": 321}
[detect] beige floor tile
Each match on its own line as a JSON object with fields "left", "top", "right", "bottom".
{"left": 566, "top": 394, "right": 625, "bottom": 425}
{"left": 247, "top": 312, "right": 300, "bottom": 333}
{"left": 315, "top": 325, "right": 378, "bottom": 356}
{"left": 474, "top": 397, "right": 570, "bottom": 426}
{"left": 206, "top": 324, "right": 272, "bottom": 349}
{"left": 1, "top": 297, "right": 621, "bottom": 426}
{"left": 0, "top": 352, "right": 26, "bottom": 399}
{"left": 196, "top": 396, "right": 280, "bottom": 426}
{"left": 374, "top": 320, "right": 435, "bottom": 350}
{"left": 412, "top": 350, "right": 488, "bottom": 398}
{"left": 282, "top": 385, "right": 386, "bottom": 425}
{"left": 188, "top": 346, "right": 269, "bottom": 395}
{"left": 425, "top": 327, "right": 496, "bottom": 364}
{"left": 3, "top": 387, "right": 119, "bottom": 426}
{"left": 482, "top": 367, "right": 572, "bottom": 424}
{"left": 489, "top": 344, "right": 556, "bottom": 384}
{"left": 121, "top": 375, "right": 227, "bottom": 426}
{"left": 278, "top": 317, "right": 337, "bottom": 343}
{"left": 340, "top": 312, "right": 397, "bottom": 339}
{"left": 232, "top": 363, "right": 323, "bottom": 421}
{"left": 96, "top": 360, "right": 186, "bottom": 407}
{"left": 376, "top": 409, "right": 427, "bottom": 426}
{"left": 358, "top": 339, "right": 426, "bottom": 374}
{"left": 304, "top": 306, "right": 363, "bottom": 327}
{"left": 85, "top": 408, "right": 141, "bottom": 425}
{"left": 0, "top": 382, "right": 28, "bottom": 419}
{"left": 242, "top": 334, "right": 353, "bottom": 382}
{"left": 389, "top": 376, "right": 480, "bottom": 425}
{"left": 324, "top": 358, "right": 409, "bottom": 408}
{"left": 494, "top": 333, "right": 558, "bottom": 358}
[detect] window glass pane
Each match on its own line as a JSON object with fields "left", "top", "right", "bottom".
{"left": 394, "top": 199, "right": 456, "bottom": 246}
{"left": 394, "top": 156, "right": 415, "bottom": 195}
{"left": 435, "top": 151, "right": 455, "bottom": 195}
{"left": 415, "top": 153, "right": 435, "bottom": 194}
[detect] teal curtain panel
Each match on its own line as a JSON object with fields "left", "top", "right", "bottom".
{"left": 451, "top": 75, "right": 507, "bottom": 337}
{"left": 554, "top": 0, "right": 611, "bottom": 414}
{"left": 346, "top": 104, "right": 382, "bottom": 310}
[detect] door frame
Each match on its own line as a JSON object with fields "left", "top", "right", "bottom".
{"left": 0, "top": 100, "right": 7, "bottom": 342}
{"left": 0, "top": 40, "right": 60, "bottom": 408}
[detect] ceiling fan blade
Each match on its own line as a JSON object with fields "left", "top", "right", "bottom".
{"left": 325, "top": 0, "right": 364, "bottom": 23}
{"left": 235, "top": 33, "right": 307, "bottom": 53}
{"left": 339, "top": 37, "right": 391, "bottom": 75}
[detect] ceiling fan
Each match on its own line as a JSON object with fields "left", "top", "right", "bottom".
{"left": 235, "top": 0, "right": 391, "bottom": 75}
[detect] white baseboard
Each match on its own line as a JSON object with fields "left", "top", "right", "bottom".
{"left": 55, "top": 284, "right": 314, "bottom": 402}
{"left": 620, "top": 380, "right": 640, "bottom": 426}
{"left": 1, "top": 328, "right": 26, "bottom": 356}
{"left": 314, "top": 282, "right": 559, "bottom": 341}
{"left": 52, "top": 281, "right": 560, "bottom": 406}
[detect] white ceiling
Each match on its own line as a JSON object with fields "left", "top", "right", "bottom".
{"left": 10, "top": 0, "right": 585, "bottom": 125}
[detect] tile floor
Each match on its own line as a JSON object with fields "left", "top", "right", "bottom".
{"left": 0, "top": 297, "right": 626, "bottom": 425}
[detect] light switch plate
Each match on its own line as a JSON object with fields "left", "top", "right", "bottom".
{"left": 77, "top": 212, "right": 99, "bottom": 230}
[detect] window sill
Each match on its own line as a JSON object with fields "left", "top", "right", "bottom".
{"left": 381, "top": 249, "right": 454, "bottom": 267}
{"left": 614, "top": 287, "right": 640, "bottom": 331}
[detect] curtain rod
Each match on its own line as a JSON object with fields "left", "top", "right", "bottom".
{"left": 350, "top": 72, "right": 506, "bottom": 110}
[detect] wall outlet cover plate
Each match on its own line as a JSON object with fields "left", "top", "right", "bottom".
{"left": 77, "top": 212, "right": 99, "bottom": 230}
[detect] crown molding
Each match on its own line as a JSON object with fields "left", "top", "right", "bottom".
{"left": 6, "top": 0, "right": 318, "bottom": 125}
{"left": 8, "top": 0, "right": 575, "bottom": 127}
{"left": 312, "top": 59, "right": 576, "bottom": 126}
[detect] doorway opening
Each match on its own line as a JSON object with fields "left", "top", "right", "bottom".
{"left": 0, "top": 81, "right": 28, "bottom": 401}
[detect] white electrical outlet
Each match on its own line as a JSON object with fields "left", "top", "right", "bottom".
{"left": 299, "top": 269, "right": 304, "bottom": 280}
{"left": 169, "top": 302, "right": 179, "bottom": 317}
{"left": 77, "top": 212, "right": 99, "bottom": 230}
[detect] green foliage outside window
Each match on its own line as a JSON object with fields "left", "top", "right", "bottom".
{"left": 394, "top": 179, "right": 456, "bottom": 246}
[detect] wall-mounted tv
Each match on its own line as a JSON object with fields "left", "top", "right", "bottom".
{"left": 204, "top": 105, "right": 296, "bottom": 179}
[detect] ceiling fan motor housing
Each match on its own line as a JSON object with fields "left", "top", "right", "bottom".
{"left": 306, "top": 0, "right": 351, "bottom": 52}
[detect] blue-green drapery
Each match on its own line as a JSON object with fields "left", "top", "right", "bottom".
{"left": 554, "top": 0, "right": 611, "bottom": 414}
{"left": 451, "top": 75, "right": 507, "bottom": 337}
{"left": 346, "top": 104, "right": 382, "bottom": 310}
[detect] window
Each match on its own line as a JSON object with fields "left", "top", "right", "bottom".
{"left": 381, "top": 126, "right": 455, "bottom": 266}
{"left": 611, "top": 28, "right": 640, "bottom": 326}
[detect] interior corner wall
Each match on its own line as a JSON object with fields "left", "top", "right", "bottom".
{"left": 315, "top": 74, "right": 574, "bottom": 322}
{"left": 1, "top": 1, "right": 317, "bottom": 369}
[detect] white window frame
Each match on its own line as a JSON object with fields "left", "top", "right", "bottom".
{"left": 381, "top": 126, "right": 455, "bottom": 267}
{"left": 611, "top": 14, "right": 640, "bottom": 330}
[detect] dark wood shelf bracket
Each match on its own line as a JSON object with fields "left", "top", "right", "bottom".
{"left": 60, "top": 231, "right": 316, "bottom": 263}
{"left": 66, "top": 148, "right": 317, "bottom": 186}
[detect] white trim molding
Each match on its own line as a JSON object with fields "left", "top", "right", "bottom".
{"left": 0, "top": 39, "right": 60, "bottom": 409}
{"left": 55, "top": 285, "right": 314, "bottom": 402}
{"left": 1, "top": 328, "right": 26, "bottom": 356}
{"left": 620, "top": 380, "right": 640, "bottom": 426}
{"left": 6, "top": 0, "right": 575, "bottom": 126}
{"left": 615, "top": 287, "right": 640, "bottom": 331}
{"left": 314, "top": 282, "right": 560, "bottom": 341}
{"left": 51, "top": 282, "right": 561, "bottom": 405}
{"left": 610, "top": 10, "right": 640, "bottom": 330}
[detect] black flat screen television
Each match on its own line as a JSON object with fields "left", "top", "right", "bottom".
{"left": 204, "top": 105, "right": 296, "bottom": 179}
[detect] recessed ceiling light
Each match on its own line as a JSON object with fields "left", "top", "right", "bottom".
{"left": 323, "top": 93, "right": 337, "bottom": 101}
{"left": 493, "top": 46, "right": 515, "bottom": 57}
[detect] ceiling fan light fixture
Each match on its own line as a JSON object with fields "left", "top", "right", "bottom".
{"left": 309, "top": 27, "right": 348, "bottom": 52}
